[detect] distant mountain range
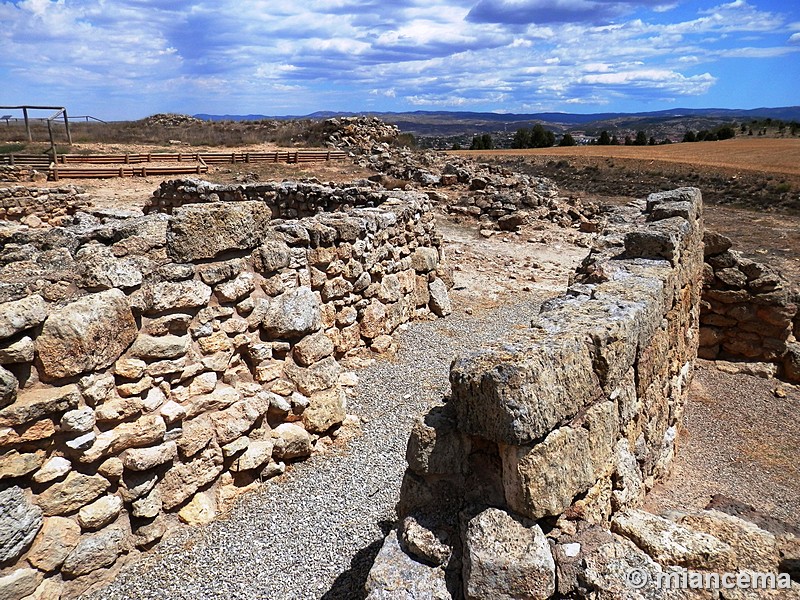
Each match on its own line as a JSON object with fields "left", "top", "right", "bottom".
{"left": 194, "top": 107, "right": 800, "bottom": 138}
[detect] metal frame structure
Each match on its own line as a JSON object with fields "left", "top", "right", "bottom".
{"left": 0, "top": 105, "right": 72, "bottom": 144}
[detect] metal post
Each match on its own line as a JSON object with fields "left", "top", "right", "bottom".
{"left": 22, "top": 108, "right": 32, "bottom": 141}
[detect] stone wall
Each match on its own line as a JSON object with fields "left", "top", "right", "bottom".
{"left": 366, "top": 188, "right": 707, "bottom": 598}
{"left": 145, "top": 178, "right": 389, "bottom": 216}
{"left": 0, "top": 166, "right": 45, "bottom": 184}
{"left": 0, "top": 185, "right": 90, "bottom": 226}
{"left": 700, "top": 231, "right": 800, "bottom": 381}
{"left": 0, "top": 182, "right": 452, "bottom": 599}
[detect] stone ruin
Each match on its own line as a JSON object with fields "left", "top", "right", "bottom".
{"left": 364, "top": 188, "right": 800, "bottom": 599}
{"left": 0, "top": 180, "right": 452, "bottom": 599}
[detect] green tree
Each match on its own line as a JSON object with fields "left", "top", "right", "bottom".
{"left": 683, "top": 130, "right": 696, "bottom": 142}
{"left": 598, "top": 130, "right": 611, "bottom": 145}
{"left": 716, "top": 125, "right": 735, "bottom": 140}
{"left": 634, "top": 131, "right": 648, "bottom": 146}
{"left": 610, "top": 135, "right": 620, "bottom": 145}
{"left": 559, "top": 133, "right": 576, "bottom": 147}
{"left": 648, "top": 136, "right": 657, "bottom": 146}
{"left": 512, "top": 128, "right": 531, "bottom": 149}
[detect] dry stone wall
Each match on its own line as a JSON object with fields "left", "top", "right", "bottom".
{"left": 0, "top": 166, "right": 46, "bottom": 184}
{"left": 0, "top": 185, "right": 90, "bottom": 226}
{"left": 366, "top": 188, "right": 709, "bottom": 599}
{"left": 699, "top": 230, "right": 800, "bottom": 381}
{"left": 0, "top": 181, "right": 452, "bottom": 599}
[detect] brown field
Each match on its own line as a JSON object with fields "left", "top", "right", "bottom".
{"left": 454, "top": 137, "right": 800, "bottom": 177}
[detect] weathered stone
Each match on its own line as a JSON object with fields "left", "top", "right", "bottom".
{"left": 428, "top": 278, "right": 451, "bottom": 317}
{"left": 285, "top": 356, "right": 342, "bottom": 395}
{"left": 116, "top": 375, "right": 154, "bottom": 397}
{"left": 119, "top": 469, "right": 158, "bottom": 503}
{"left": 77, "top": 244, "right": 143, "bottom": 290}
{"left": 0, "top": 486, "right": 43, "bottom": 564}
{"left": 222, "top": 435, "right": 249, "bottom": 457}
{"left": 399, "top": 516, "right": 452, "bottom": 567}
{"left": 178, "top": 489, "right": 217, "bottom": 525}
{"left": 0, "top": 449, "right": 45, "bottom": 479}
{"left": 451, "top": 330, "right": 602, "bottom": 445}
{"left": 272, "top": 423, "right": 312, "bottom": 460}
{"left": 463, "top": 507, "right": 555, "bottom": 600}
{"left": 133, "top": 517, "right": 166, "bottom": 548}
{"left": 160, "top": 400, "right": 187, "bottom": 424}
{"left": 79, "top": 372, "right": 116, "bottom": 406}
{"left": 210, "top": 394, "right": 269, "bottom": 445}
{"left": 360, "top": 300, "right": 386, "bottom": 339}
{"left": 32, "top": 456, "right": 72, "bottom": 484}
{"left": 167, "top": 201, "right": 271, "bottom": 261}
{"left": 158, "top": 442, "right": 224, "bottom": 510}
{"left": 197, "top": 331, "right": 234, "bottom": 355}
{"left": 406, "top": 404, "right": 468, "bottom": 476}
{"left": 60, "top": 407, "right": 95, "bottom": 434}
{"left": 121, "top": 441, "right": 177, "bottom": 471}
{"left": 36, "top": 471, "right": 110, "bottom": 516}
{"left": 130, "top": 334, "right": 190, "bottom": 360}
{"left": 231, "top": 440, "right": 273, "bottom": 472}
{"left": 27, "top": 515, "right": 80, "bottom": 572}
{"left": 0, "top": 295, "right": 47, "bottom": 340}
{"left": 293, "top": 331, "right": 334, "bottom": 367}
{"left": 611, "top": 509, "right": 736, "bottom": 570}
{"left": 365, "top": 530, "right": 450, "bottom": 600}
{"left": 302, "top": 387, "right": 346, "bottom": 433}
{"left": 82, "top": 414, "right": 166, "bottom": 462}
{"left": 77, "top": 494, "right": 123, "bottom": 530}
{"left": 703, "top": 230, "right": 733, "bottom": 257}
{"left": 147, "top": 279, "right": 212, "bottom": 312}
{"left": 216, "top": 272, "right": 256, "bottom": 303}
{"left": 253, "top": 238, "right": 291, "bottom": 273}
{"left": 0, "top": 384, "right": 80, "bottom": 428}
{"left": 263, "top": 286, "right": 321, "bottom": 339}
{"left": 131, "top": 487, "right": 162, "bottom": 519}
{"left": 197, "top": 258, "right": 245, "bottom": 285}
{"left": 676, "top": 509, "right": 780, "bottom": 572}
{"left": 412, "top": 247, "right": 439, "bottom": 272}
{"left": 0, "top": 568, "right": 42, "bottom": 600}
{"left": 177, "top": 414, "right": 215, "bottom": 457}
{"left": 97, "top": 457, "right": 124, "bottom": 480}
{"left": 94, "top": 394, "right": 142, "bottom": 423}
{"left": 36, "top": 289, "right": 137, "bottom": 379}
{"left": 0, "top": 336, "right": 34, "bottom": 364}
{"left": 61, "top": 525, "right": 125, "bottom": 577}
{"left": 0, "top": 367, "right": 17, "bottom": 409}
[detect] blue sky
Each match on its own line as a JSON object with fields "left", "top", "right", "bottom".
{"left": 1, "top": 0, "right": 798, "bottom": 120}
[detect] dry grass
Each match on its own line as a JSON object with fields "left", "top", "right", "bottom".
{"left": 454, "top": 138, "right": 800, "bottom": 177}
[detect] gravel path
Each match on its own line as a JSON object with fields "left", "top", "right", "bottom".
{"left": 84, "top": 296, "right": 548, "bottom": 600}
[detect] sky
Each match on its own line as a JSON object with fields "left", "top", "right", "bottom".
{"left": 1, "top": 0, "right": 799, "bottom": 120}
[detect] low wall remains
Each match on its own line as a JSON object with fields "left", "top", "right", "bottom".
{"left": 367, "top": 188, "right": 707, "bottom": 598}
{"left": 700, "top": 230, "right": 800, "bottom": 381}
{"left": 0, "top": 185, "right": 90, "bottom": 226}
{"left": 0, "top": 181, "right": 452, "bottom": 599}
{"left": 0, "top": 166, "right": 46, "bottom": 184}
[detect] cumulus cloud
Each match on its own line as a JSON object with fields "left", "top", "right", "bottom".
{"left": 0, "top": 0, "right": 797, "bottom": 118}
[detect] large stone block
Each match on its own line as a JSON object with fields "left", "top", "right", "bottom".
{"left": 36, "top": 289, "right": 137, "bottom": 380}
{"left": 27, "top": 516, "right": 80, "bottom": 572}
{"left": 263, "top": 286, "right": 321, "bottom": 339}
{"left": 463, "top": 507, "right": 555, "bottom": 600}
{"left": 0, "top": 486, "right": 43, "bottom": 564}
{"left": 158, "top": 442, "right": 223, "bottom": 510}
{"left": 0, "top": 385, "right": 80, "bottom": 428}
{"left": 0, "top": 366, "right": 17, "bottom": 409}
{"left": 451, "top": 329, "right": 602, "bottom": 445}
{"left": 0, "top": 295, "right": 47, "bottom": 341}
{"left": 301, "top": 386, "right": 346, "bottom": 433}
{"left": 167, "top": 201, "right": 271, "bottom": 261}
{"left": 61, "top": 525, "right": 125, "bottom": 578}
{"left": 35, "top": 471, "right": 110, "bottom": 516}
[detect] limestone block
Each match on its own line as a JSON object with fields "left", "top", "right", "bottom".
{"left": 428, "top": 278, "right": 451, "bottom": 317}
{"left": 0, "top": 335, "right": 34, "bottom": 364}
{"left": 36, "top": 471, "right": 110, "bottom": 516}
{"left": 398, "top": 516, "right": 452, "bottom": 567}
{"left": 159, "top": 442, "right": 224, "bottom": 511}
{"left": 131, "top": 487, "right": 162, "bottom": 519}
{"left": 0, "top": 568, "right": 42, "bottom": 600}
{"left": 27, "top": 515, "right": 80, "bottom": 572}
{"left": 0, "top": 486, "right": 43, "bottom": 564}
{"left": 271, "top": 423, "right": 312, "bottom": 460}
{"left": 36, "top": 289, "right": 137, "bottom": 379}
{"left": 253, "top": 237, "right": 291, "bottom": 273}
{"left": 32, "top": 456, "right": 72, "bottom": 484}
{"left": 364, "top": 530, "right": 449, "bottom": 600}
{"left": 60, "top": 407, "right": 96, "bottom": 434}
{"left": 611, "top": 509, "right": 736, "bottom": 570}
{"left": 463, "top": 507, "right": 555, "bottom": 600}
{"left": 178, "top": 490, "right": 217, "bottom": 525}
{"left": 167, "top": 201, "right": 271, "bottom": 261}
{"left": 210, "top": 394, "right": 269, "bottom": 445}
{"left": 0, "top": 449, "right": 45, "bottom": 479}
{"left": 263, "top": 286, "right": 322, "bottom": 339}
{"left": 360, "top": 300, "right": 386, "bottom": 339}
{"left": 231, "top": 440, "right": 273, "bottom": 472}
{"left": 130, "top": 334, "right": 190, "bottom": 360}
{"left": 61, "top": 525, "right": 125, "bottom": 577}
{"left": 412, "top": 247, "right": 439, "bottom": 272}
{"left": 121, "top": 441, "right": 178, "bottom": 471}
{"left": 302, "top": 386, "right": 346, "bottom": 433}
{"left": 0, "top": 366, "right": 17, "bottom": 409}
{"left": 177, "top": 414, "right": 215, "bottom": 458}
{"left": 0, "top": 294, "right": 47, "bottom": 340}
{"left": 406, "top": 404, "right": 468, "bottom": 476}
{"left": 451, "top": 329, "right": 602, "bottom": 445}
{"left": 76, "top": 243, "right": 143, "bottom": 290}
{"left": 0, "top": 385, "right": 80, "bottom": 428}
{"left": 285, "top": 356, "right": 341, "bottom": 396}
{"left": 77, "top": 494, "right": 123, "bottom": 530}
{"left": 501, "top": 426, "right": 595, "bottom": 520}
{"left": 292, "top": 331, "right": 334, "bottom": 367}
{"left": 216, "top": 272, "right": 256, "bottom": 303}
{"left": 146, "top": 280, "right": 212, "bottom": 312}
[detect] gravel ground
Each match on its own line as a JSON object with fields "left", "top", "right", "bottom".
{"left": 645, "top": 360, "right": 800, "bottom": 528}
{"left": 83, "top": 295, "right": 548, "bottom": 600}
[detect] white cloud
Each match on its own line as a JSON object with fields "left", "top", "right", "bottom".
{"left": 790, "top": 32, "right": 800, "bottom": 44}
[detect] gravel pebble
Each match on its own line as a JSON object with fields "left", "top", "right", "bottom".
{"left": 83, "top": 296, "right": 547, "bottom": 600}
